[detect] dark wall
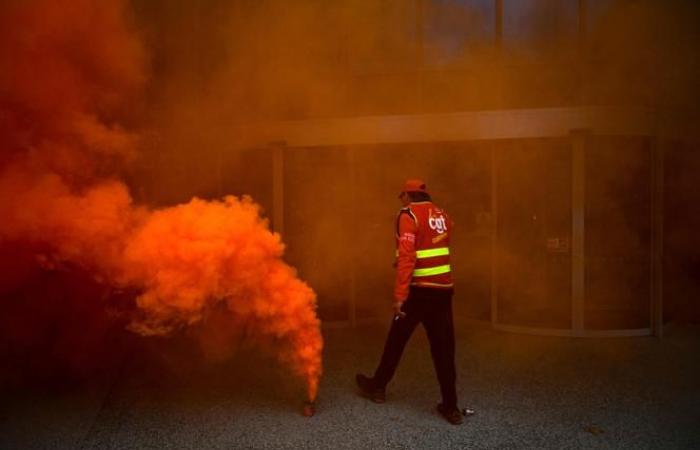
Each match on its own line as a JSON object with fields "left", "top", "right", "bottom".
{"left": 664, "top": 142, "right": 700, "bottom": 324}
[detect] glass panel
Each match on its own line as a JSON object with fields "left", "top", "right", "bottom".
{"left": 502, "top": 0, "right": 578, "bottom": 57}
{"left": 496, "top": 139, "right": 572, "bottom": 329}
{"left": 500, "top": 0, "right": 580, "bottom": 108}
{"left": 585, "top": 137, "right": 651, "bottom": 329}
{"left": 284, "top": 148, "right": 354, "bottom": 321}
{"left": 663, "top": 142, "right": 700, "bottom": 323}
{"left": 423, "top": 0, "right": 496, "bottom": 65}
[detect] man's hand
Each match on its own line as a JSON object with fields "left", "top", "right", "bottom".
{"left": 392, "top": 301, "right": 406, "bottom": 319}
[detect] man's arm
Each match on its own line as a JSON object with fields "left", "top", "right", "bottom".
{"left": 394, "top": 213, "right": 417, "bottom": 307}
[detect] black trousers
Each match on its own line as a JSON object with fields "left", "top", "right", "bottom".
{"left": 373, "top": 287, "right": 457, "bottom": 409}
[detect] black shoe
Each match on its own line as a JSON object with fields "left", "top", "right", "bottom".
{"left": 437, "top": 403, "right": 473, "bottom": 425}
{"left": 355, "top": 374, "right": 386, "bottom": 403}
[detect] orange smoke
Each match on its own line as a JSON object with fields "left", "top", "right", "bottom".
{"left": 120, "top": 196, "right": 322, "bottom": 399}
{"left": 0, "top": 0, "right": 322, "bottom": 399}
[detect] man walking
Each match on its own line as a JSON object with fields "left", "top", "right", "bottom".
{"left": 356, "top": 179, "right": 473, "bottom": 425}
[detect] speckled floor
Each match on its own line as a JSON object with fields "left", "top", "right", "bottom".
{"left": 2, "top": 318, "right": 699, "bottom": 449}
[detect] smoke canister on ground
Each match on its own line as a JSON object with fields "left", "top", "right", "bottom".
{"left": 302, "top": 400, "right": 315, "bottom": 417}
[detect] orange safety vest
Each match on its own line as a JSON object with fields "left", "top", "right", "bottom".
{"left": 394, "top": 201, "right": 453, "bottom": 301}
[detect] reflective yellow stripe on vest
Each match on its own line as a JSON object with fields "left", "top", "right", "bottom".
{"left": 412, "top": 264, "right": 451, "bottom": 277}
{"left": 416, "top": 247, "right": 449, "bottom": 259}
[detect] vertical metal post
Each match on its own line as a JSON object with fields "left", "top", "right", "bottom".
{"left": 577, "top": 0, "right": 588, "bottom": 106}
{"left": 416, "top": 0, "right": 425, "bottom": 111}
{"left": 271, "top": 144, "right": 285, "bottom": 236}
{"left": 651, "top": 138, "right": 664, "bottom": 337}
{"left": 577, "top": 0, "right": 587, "bottom": 37}
{"left": 495, "top": 0, "right": 503, "bottom": 46}
{"left": 348, "top": 147, "right": 357, "bottom": 327}
{"left": 494, "top": 0, "right": 504, "bottom": 108}
{"left": 571, "top": 131, "right": 586, "bottom": 334}
{"left": 216, "top": 147, "right": 223, "bottom": 197}
{"left": 490, "top": 146, "right": 499, "bottom": 325}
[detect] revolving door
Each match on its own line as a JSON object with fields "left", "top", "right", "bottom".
{"left": 492, "top": 134, "right": 662, "bottom": 336}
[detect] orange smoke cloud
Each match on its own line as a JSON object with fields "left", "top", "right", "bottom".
{"left": 0, "top": 0, "right": 322, "bottom": 399}
{"left": 120, "top": 196, "right": 322, "bottom": 399}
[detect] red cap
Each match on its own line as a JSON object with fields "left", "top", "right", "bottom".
{"left": 401, "top": 179, "right": 428, "bottom": 194}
